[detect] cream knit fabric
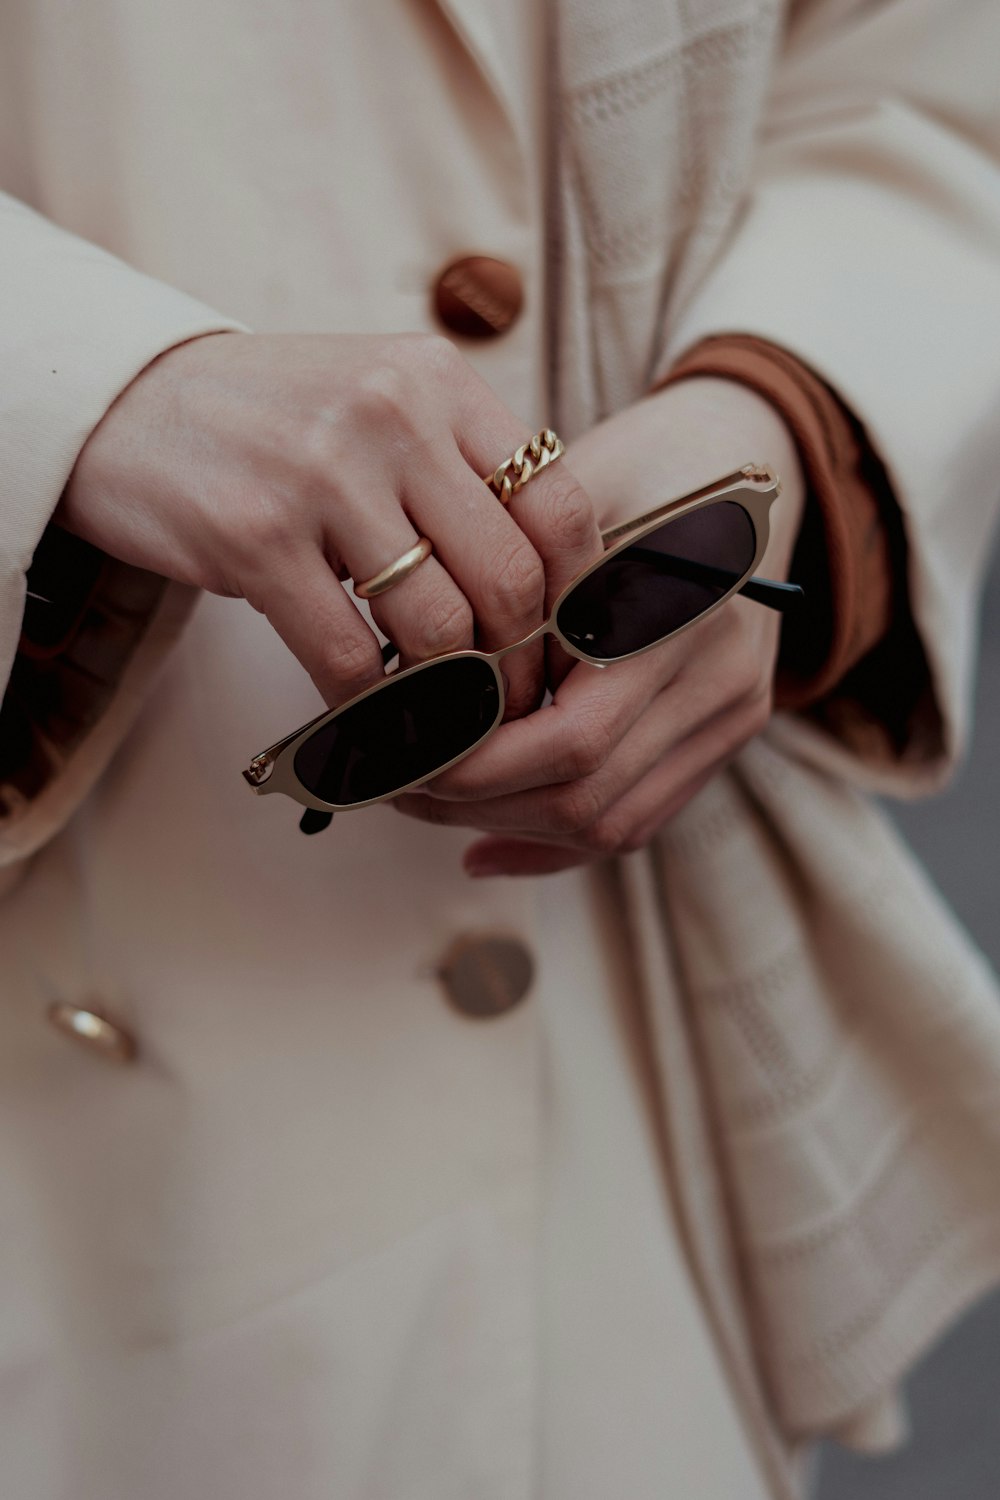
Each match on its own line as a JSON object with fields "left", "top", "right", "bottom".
{"left": 550, "top": 0, "right": 1000, "bottom": 1478}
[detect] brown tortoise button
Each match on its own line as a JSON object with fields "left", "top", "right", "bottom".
{"left": 432, "top": 256, "right": 524, "bottom": 340}
{"left": 437, "top": 934, "right": 535, "bottom": 1019}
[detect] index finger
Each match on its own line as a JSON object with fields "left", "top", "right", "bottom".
{"left": 498, "top": 457, "right": 605, "bottom": 609}
{"left": 493, "top": 453, "right": 604, "bottom": 692}
{"left": 458, "top": 427, "right": 604, "bottom": 606}
{"left": 423, "top": 647, "right": 670, "bottom": 801}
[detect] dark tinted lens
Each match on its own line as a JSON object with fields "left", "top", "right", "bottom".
{"left": 556, "top": 500, "right": 756, "bottom": 660}
{"left": 293, "top": 655, "right": 500, "bottom": 806}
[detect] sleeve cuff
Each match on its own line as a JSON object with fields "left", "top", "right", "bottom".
{"left": 654, "top": 334, "right": 943, "bottom": 771}
{"left": 0, "top": 194, "right": 248, "bottom": 861}
{"left": 0, "top": 568, "right": 198, "bottom": 864}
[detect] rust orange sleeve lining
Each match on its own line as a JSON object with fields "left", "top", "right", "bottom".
{"left": 652, "top": 335, "right": 943, "bottom": 768}
{"left": 655, "top": 333, "right": 898, "bottom": 711}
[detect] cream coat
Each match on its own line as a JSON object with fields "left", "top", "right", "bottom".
{"left": 2, "top": 2, "right": 1000, "bottom": 1497}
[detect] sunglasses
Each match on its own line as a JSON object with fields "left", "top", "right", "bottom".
{"left": 242, "top": 464, "right": 803, "bottom": 834}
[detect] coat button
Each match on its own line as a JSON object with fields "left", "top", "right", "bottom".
{"left": 432, "top": 256, "right": 524, "bottom": 339}
{"left": 437, "top": 934, "right": 535, "bottom": 1018}
{"left": 47, "top": 1001, "right": 137, "bottom": 1064}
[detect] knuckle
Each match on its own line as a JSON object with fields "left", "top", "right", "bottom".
{"left": 619, "top": 824, "right": 654, "bottom": 854}
{"left": 411, "top": 794, "right": 450, "bottom": 825}
{"left": 536, "top": 472, "right": 596, "bottom": 554}
{"left": 406, "top": 589, "right": 474, "bottom": 659}
{"left": 583, "top": 815, "right": 629, "bottom": 857}
{"left": 326, "top": 634, "right": 384, "bottom": 697}
{"left": 487, "top": 538, "right": 545, "bottom": 622}
{"left": 239, "top": 494, "right": 297, "bottom": 560}
{"left": 351, "top": 361, "right": 412, "bottom": 427}
{"left": 550, "top": 778, "right": 605, "bottom": 836}
{"left": 553, "top": 711, "right": 615, "bottom": 783}
{"left": 282, "top": 408, "right": 337, "bottom": 479}
{"left": 284, "top": 399, "right": 355, "bottom": 486}
{"left": 398, "top": 331, "right": 462, "bottom": 381}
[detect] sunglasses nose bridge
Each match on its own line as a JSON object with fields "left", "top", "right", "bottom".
{"left": 492, "top": 619, "right": 554, "bottom": 662}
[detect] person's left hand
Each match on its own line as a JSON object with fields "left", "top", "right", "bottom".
{"left": 393, "top": 375, "right": 807, "bottom": 875}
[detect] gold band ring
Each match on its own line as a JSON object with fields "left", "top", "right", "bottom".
{"left": 354, "top": 537, "right": 433, "bottom": 600}
{"left": 484, "top": 428, "right": 565, "bottom": 505}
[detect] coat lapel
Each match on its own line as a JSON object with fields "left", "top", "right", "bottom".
{"left": 426, "top": 0, "right": 522, "bottom": 138}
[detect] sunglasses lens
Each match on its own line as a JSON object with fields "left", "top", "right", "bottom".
{"left": 292, "top": 656, "right": 501, "bottom": 807}
{"left": 556, "top": 500, "right": 756, "bottom": 660}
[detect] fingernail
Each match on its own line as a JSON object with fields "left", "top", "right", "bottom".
{"left": 466, "top": 859, "right": 504, "bottom": 879}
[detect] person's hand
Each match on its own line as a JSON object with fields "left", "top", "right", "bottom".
{"left": 393, "top": 376, "right": 807, "bottom": 875}
{"left": 59, "top": 332, "right": 603, "bottom": 719}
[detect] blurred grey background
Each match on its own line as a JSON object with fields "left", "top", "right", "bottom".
{"left": 816, "top": 533, "right": 1000, "bottom": 1499}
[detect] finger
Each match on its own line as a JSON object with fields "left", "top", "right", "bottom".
{"left": 253, "top": 548, "right": 386, "bottom": 706}
{"left": 424, "top": 597, "right": 747, "bottom": 803}
{"left": 391, "top": 685, "right": 689, "bottom": 838}
{"left": 578, "top": 691, "right": 764, "bottom": 851}
{"left": 464, "top": 439, "right": 604, "bottom": 608}
{"left": 406, "top": 457, "right": 548, "bottom": 720}
{"left": 503, "top": 459, "right": 605, "bottom": 693}
{"left": 332, "top": 505, "right": 476, "bottom": 670}
{"left": 457, "top": 426, "right": 604, "bottom": 693}
{"left": 623, "top": 762, "right": 719, "bottom": 847}
{"left": 420, "top": 646, "right": 677, "bottom": 803}
{"left": 396, "top": 660, "right": 762, "bottom": 841}
{"left": 462, "top": 746, "right": 734, "bottom": 879}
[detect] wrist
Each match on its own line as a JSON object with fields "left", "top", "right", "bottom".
{"left": 567, "top": 376, "right": 806, "bottom": 575}
{"left": 58, "top": 330, "right": 238, "bottom": 544}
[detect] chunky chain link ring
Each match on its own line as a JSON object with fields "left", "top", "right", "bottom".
{"left": 484, "top": 428, "right": 565, "bottom": 505}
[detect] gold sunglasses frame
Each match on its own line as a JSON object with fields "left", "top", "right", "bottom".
{"left": 243, "top": 463, "right": 782, "bottom": 814}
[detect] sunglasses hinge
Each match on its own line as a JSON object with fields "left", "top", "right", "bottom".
{"left": 243, "top": 753, "right": 276, "bottom": 788}
{"left": 740, "top": 461, "right": 781, "bottom": 495}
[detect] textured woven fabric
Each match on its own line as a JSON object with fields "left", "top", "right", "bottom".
{"left": 550, "top": 0, "right": 1000, "bottom": 1477}
{"left": 655, "top": 333, "right": 898, "bottom": 713}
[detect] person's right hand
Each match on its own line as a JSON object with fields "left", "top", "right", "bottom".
{"left": 58, "top": 332, "right": 603, "bottom": 717}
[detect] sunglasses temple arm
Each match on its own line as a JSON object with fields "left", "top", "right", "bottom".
{"left": 299, "top": 808, "right": 334, "bottom": 834}
{"left": 626, "top": 545, "right": 804, "bottom": 614}
{"left": 740, "top": 576, "right": 804, "bottom": 611}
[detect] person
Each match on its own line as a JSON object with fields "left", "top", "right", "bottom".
{"left": 2, "top": 1, "right": 1000, "bottom": 1497}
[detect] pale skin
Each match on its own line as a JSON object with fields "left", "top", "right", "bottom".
{"left": 60, "top": 332, "right": 805, "bottom": 876}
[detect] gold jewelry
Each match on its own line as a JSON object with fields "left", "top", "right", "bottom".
{"left": 243, "top": 465, "right": 796, "bottom": 826}
{"left": 485, "top": 428, "right": 565, "bottom": 505}
{"left": 354, "top": 536, "right": 433, "bottom": 600}
{"left": 242, "top": 465, "right": 797, "bottom": 834}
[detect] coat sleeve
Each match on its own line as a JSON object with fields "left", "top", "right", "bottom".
{"left": 0, "top": 192, "right": 244, "bottom": 873}
{"left": 653, "top": 0, "right": 1000, "bottom": 798}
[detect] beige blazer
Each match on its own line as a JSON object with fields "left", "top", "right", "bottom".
{"left": 2, "top": 1, "right": 1000, "bottom": 1496}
